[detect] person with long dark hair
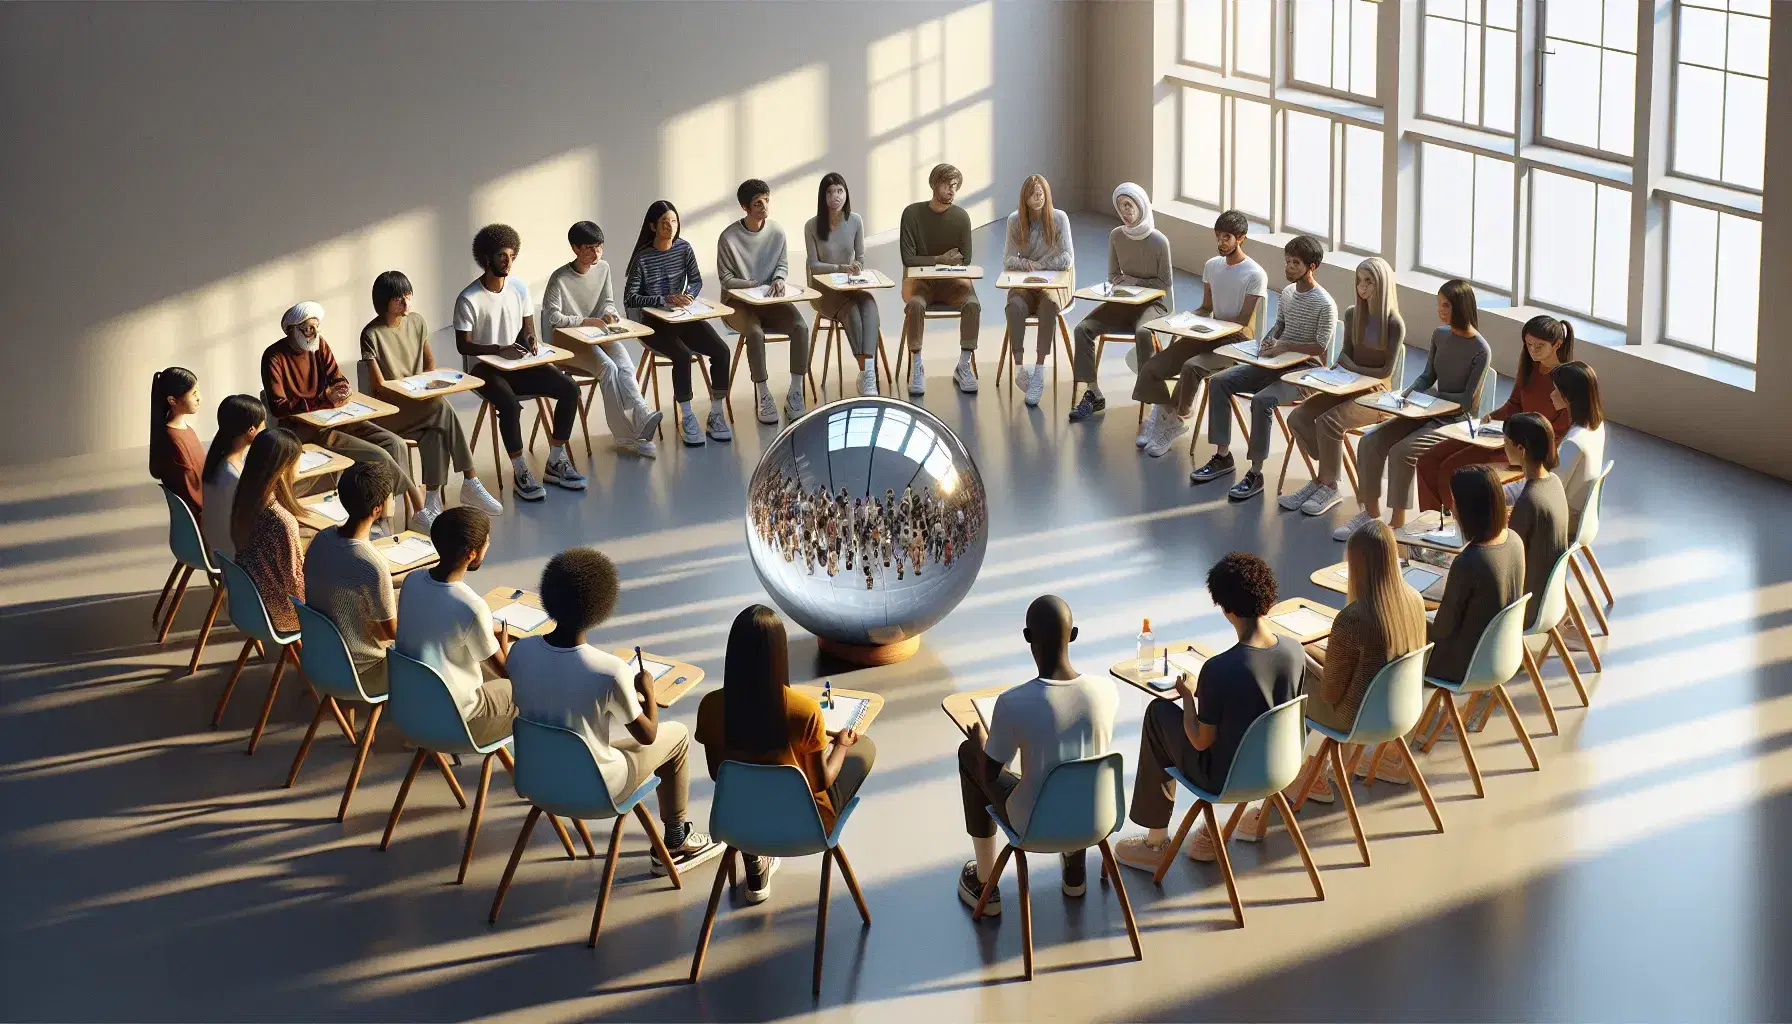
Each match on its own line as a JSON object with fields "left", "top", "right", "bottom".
{"left": 695, "top": 604, "right": 875, "bottom": 903}
{"left": 200, "top": 394, "right": 264, "bottom": 559}
{"left": 1414, "top": 313, "right": 1575, "bottom": 513}
{"left": 1424, "top": 465, "right": 1524, "bottom": 684}
{"left": 806, "top": 172, "right": 882, "bottom": 395}
{"left": 1549, "top": 361, "right": 1607, "bottom": 521}
{"left": 1503, "top": 412, "right": 1570, "bottom": 628}
{"left": 150, "top": 367, "right": 204, "bottom": 514}
{"left": 231, "top": 427, "right": 306, "bottom": 633}
{"left": 625, "top": 200, "right": 734, "bottom": 447}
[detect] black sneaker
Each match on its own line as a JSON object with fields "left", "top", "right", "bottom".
{"left": 1067, "top": 389, "right": 1107, "bottom": 422}
{"left": 957, "top": 860, "right": 1000, "bottom": 916}
{"left": 1228, "top": 469, "right": 1265, "bottom": 501}
{"left": 1061, "top": 850, "right": 1088, "bottom": 897}
{"left": 1190, "top": 452, "right": 1235, "bottom": 484}
{"left": 650, "top": 829, "right": 724, "bottom": 876}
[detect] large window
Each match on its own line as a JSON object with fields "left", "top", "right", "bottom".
{"left": 1421, "top": 0, "right": 1517, "bottom": 133}
{"left": 1289, "top": 0, "right": 1378, "bottom": 99}
{"left": 1180, "top": 0, "right": 1272, "bottom": 80}
{"left": 1671, "top": 0, "right": 1771, "bottom": 191}
{"left": 1417, "top": 144, "right": 1514, "bottom": 291}
{"left": 1665, "top": 202, "right": 1761, "bottom": 362}
{"left": 1177, "top": 89, "right": 1272, "bottom": 223}
{"left": 1538, "top": 0, "right": 1637, "bottom": 157}
{"left": 1527, "top": 170, "right": 1631, "bottom": 326}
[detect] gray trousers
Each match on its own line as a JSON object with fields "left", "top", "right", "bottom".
{"left": 1287, "top": 389, "right": 1386, "bottom": 484}
{"left": 726, "top": 303, "right": 811, "bottom": 384}
{"left": 1071, "top": 300, "right": 1165, "bottom": 384}
{"left": 1004, "top": 289, "right": 1065, "bottom": 362}
{"left": 818, "top": 291, "right": 883, "bottom": 359}
{"left": 1356, "top": 417, "right": 1450, "bottom": 510}
{"left": 1207, "top": 362, "right": 1298, "bottom": 463}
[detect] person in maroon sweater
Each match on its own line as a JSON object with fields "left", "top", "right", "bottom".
{"left": 149, "top": 366, "right": 206, "bottom": 515}
{"left": 1416, "top": 314, "right": 1576, "bottom": 513}
{"left": 260, "top": 301, "right": 427, "bottom": 527}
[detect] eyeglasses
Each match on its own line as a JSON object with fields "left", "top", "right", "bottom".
{"left": 293, "top": 321, "right": 319, "bottom": 337}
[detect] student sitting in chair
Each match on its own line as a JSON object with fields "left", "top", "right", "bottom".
{"left": 1549, "top": 361, "right": 1606, "bottom": 527}
{"left": 1002, "top": 173, "right": 1074, "bottom": 407}
{"left": 1503, "top": 413, "right": 1570, "bottom": 629}
{"left": 150, "top": 366, "right": 205, "bottom": 517}
{"left": 956, "top": 595, "right": 1116, "bottom": 914}
{"left": 304, "top": 461, "right": 398, "bottom": 695}
{"left": 262, "top": 301, "right": 427, "bottom": 527}
{"left": 696, "top": 604, "right": 874, "bottom": 903}
{"left": 395, "top": 507, "right": 515, "bottom": 747}
{"left": 1113, "top": 553, "right": 1301, "bottom": 871}
{"left": 359, "top": 270, "right": 504, "bottom": 520}
{"left": 719, "top": 179, "right": 811, "bottom": 424}
{"left": 1425, "top": 466, "right": 1524, "bottom": 685}
{"left": 201, "top": 395, "right": 265, "bottom": 561}
{"left": 1190, "top": 234, "right": 1339, "bottom": 500}
{"left": 509, "top": 547, "right": 721, "bottom": 875}
{"left": 806, "top": 172, "right": 882, "bottom": 396}
{"left": 1068, "top": 182, "right": 1174, "bottom": 424}
{"left": 625, "top": 200, "right": 734, "bottom": 447}
{"left": 899, "top": 163, "right": 981, "bottom": 396}
{"left": 539, "top": 222, "right": 662, "bottom": 457}
{"left": 231, "top": 427, "right": 306, "bottom": 634}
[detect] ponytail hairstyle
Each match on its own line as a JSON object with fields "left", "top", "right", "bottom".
{"left": 231, "top": 427, "right": 302, "bottom": 552}
{"left": 148, "top": 367, "right": 199, "bottom": 476}
{"left": 202, "top": 394, "right": 266, "bottom": 485}
{"left": 1517, "top": 314, "right": 1575, "bottom": 387}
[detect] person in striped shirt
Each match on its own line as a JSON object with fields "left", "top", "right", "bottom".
{"left": 1189, "top": 234, "right": 1338, "bottom": 502}
{"left": 624, "top": 200, "right": 733, "bottom": 447}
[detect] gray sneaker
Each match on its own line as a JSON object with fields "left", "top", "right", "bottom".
{"left": 512, "top": 465, "right": 546, "bottom": 502}
{"left": 953, "top": 361, "right": 979, "bottom": 394}
{"left": 1300, "top": 483, "right": 1343, "bottom": 516}
{"left": 1023, "top": 365, "right": 1046, "bottom": 407}
{"left": 1279, "top": 479, "right": 1321, "bottom": 511}
{"left": 859, "top": 365, "right": 879, "bottom": 396}
{"left": 908, "top": 356, "right": 927, "bottom": 396}
{"left": 1144, "top": 413, "right": 1191, "bottom": 458}
{"left": 785, "top": 384, "right": 806, "bottom": 420}
{"left": 706, "top": 408, "right": 733, "bottom": 442}
{"left": 544, "top": 453, "right": 587, "bottom": 491}
{"left": 680, "top": 406, "right": 704, "bottom": 447}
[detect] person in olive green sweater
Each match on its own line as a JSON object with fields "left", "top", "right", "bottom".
{"left": 899, "top": 163, "right": 981, "bottom": 396}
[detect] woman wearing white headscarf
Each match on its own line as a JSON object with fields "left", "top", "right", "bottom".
{"left": 1068, "top": 182, "right": 1175, "bottom": 423}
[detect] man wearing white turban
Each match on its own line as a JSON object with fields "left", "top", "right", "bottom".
{"left": 261, "top": 301, "right": 430, "bottom": 528}
{"left": 1067, "top": 183, "right": 1176, "bottom": 424}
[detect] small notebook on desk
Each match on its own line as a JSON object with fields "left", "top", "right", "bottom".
{"left": 830, "top": 272, "right": 878, "bottom": 286}
{"left": 1302, "top": 366, "right": 1361, "bottom": 388}
{"left": 490, "top": 602, "right": 550, "bottom": 633}
{"left": 297, "top": 450, "right": 333, "bottom": 474}
{"left": 307, "top": 494, "right": 349, "bottom": 524}
{"left": 1270, "top": 606, "right": 1335, "bottom": 638}
{"left": 1139, "top": 651, "right": 1209, "bottom": 692}
{"left": 314, "top": 402, "right": 376, "bottom": 423}
{"left": 822, "top": 695, "right": 873, "bottom": 734}
{"left": 383, "top": 536, "right": 436, "bottom": 567}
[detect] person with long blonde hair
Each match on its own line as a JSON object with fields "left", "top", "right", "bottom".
{"left": 1002, "top": 174, "right": 1074, "bottom": 406}
{"left": 230, "top": 427, "right": 306, "bottom": 633}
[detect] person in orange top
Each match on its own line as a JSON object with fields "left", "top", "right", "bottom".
{"left": 694, "top": 605, "right": 875, "bottom": 905}
{"left": 1415, "top": 314, "right": 1576, "bottom": 513}
{"left": 149, "top": 367, "right": 205, "bottom": 515}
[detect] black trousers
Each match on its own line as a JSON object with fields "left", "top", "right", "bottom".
{"left": 642, "top": 319, "right": 731, "bottom": 403}
{"left": 477, "top": 364, "right": 580, "bottom": 454}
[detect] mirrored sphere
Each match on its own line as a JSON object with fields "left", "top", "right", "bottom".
{"left": 745, "top": 397, "right": 989, "bottom": 648}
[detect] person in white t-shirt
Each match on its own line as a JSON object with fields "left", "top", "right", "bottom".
{"left": 1133, "top": 209, "right": 1268, "bottom": 454}
{"left": 507, "top": 547, "right": 721, "bottom": 874}
{"left": 955, "top": 595, "right": 1118, "bottom": 916}
{"left": 395, "top": 506, "right": 515, "bottom": 747}
{"left": 454, "top": 223, "right": 586, "bottom": 503}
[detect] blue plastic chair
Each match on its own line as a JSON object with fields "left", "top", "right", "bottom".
{"left": 381, "top": 649, "right": 573, "bottom": 884}
{"left": 1419, "top": 594, "right": 1539, "bottom": 797}
{"left": 967, "top": 753, "right": 1143, "bottom": 981}
{"left": 1290, "top": 646, "right": 1443, "bottom": 865}
{"left": 489, "top": 718, "right": 676, "bottom": 947}
{"left": 211, "top": 553, "right": 301, "bottom": 755}
{"left": 288, "top": 600, "right": 390, "bottom": 821}
{"left": 1154, "top": 696, "right": 1323, "bottom": 928}
{"left": 689, "top": 761, "right": 869, "bottom": 996}
{"left": 1570, "top": 462, "right": 1616, "bottom": 634}
{"left": 154, "top": 487, "right": 227, "bottom": 679}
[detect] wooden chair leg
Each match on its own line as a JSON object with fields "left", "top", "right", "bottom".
{"left": 1097, "top": 839, "right": 1144, "bottom": 961}
{"left": 972, "top": 845, "right": 1013, "bottom": 920}
{"left": 455, "top": 752, "right": 497, "bottom": 884}
{"left": 337, "top": 703, "right": 382, "bottom": 821}
{"left": 814, "top": 847, "right": 835, "bottom": 995}
{"left": 488, "top": 805, "right": 542, "bottom": 924}
{"left": 152, "top": 561, "right": 182, "bottom": 630}
{"left": 212, "top": 639, "right": 256, "bottom": 726}
{"left": 1444, "top": 693, "right": 1485, "bottom": 798}
{"left": 1570, "top": 556, "right": 1611, "bottom": 635}
{"left": 1550, "top": 627, "right": 1591, "bottom": 706}
{"left": 1328, "top": 742, "right": 1371, "bottom": 866}
{"left": 1291, "top": 740, "right": 1334, "bottom": 812}
{"left": 1344, "top": 743, "right": 1369, "bottom": 777}
{"left": 156, "top": 566, "right": 194, "bottom": 643}
{"left": 1270, "top": 792, "right": 1325, "bottom": 900}
{"left": 1520, "top": 646, "right": 1561, "bottom": 735}
{"left": 1493, "top": 685, "right": 1541, "bottom": 771}
{"left": 1363, "top": 741, "right": 1390, "bottom": 785}
{"left": 1203, "top": 802, "right": 1246, "bottom": 927}
{"left": 283, "top": 697, "right": 331, "bottom": 787}
{"left": 1583, "top": 546, "right": 1615, "bottom": 606}
{"left": 1154, "top": 800, "right": 1204, "bottom": 885}
{"left": 432, "top": 751, "right": 468, "bottom": 807}
{"left": 689, "top": 847, "right": 737, "bottom": 982}
{"left": 185, "top": 580, "right": 226, "bottom": 676}
{"left": 245, "top": 645, "right": 294, "bottom": 755}
{"left": 1566, "top": 598, "right": 1603, "bottom": 672}
{"left": 587, "top": 813, "right": 629, "bottom": 946}
{"left": 573, "top": 819, "right": 598, "bottom": 858}
{"left": 380, "top": 749, "right": 429, "bottom": 850}
{"left": 833, "top": 845, "right": 871, "bottom": 924}
{"left": 1396, "top": 738, "right": 1444, "bottom": 832}
{"left": 633, "top": 803, "right": 681, "bottom": 887}
{"left": 1218, "top": 800, "right": 1250, "bottom": 841}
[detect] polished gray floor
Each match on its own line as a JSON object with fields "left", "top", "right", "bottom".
{"left": 4, "top": 216, "right": 1791, "bottom": 1022}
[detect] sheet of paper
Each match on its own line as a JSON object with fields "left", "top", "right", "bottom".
{"left": 1231, "top": 340, "right": 1261, "bottom": 358}
{"left": 383, "top": 537, "right": 436, "bottom": 567}
{"left": 972, "top": 695, "right": 999, "bottom": 730}
{"left": 297, "top": 450, "right": 332, "bottom": 473}
{"left": 398, "top": 370, "right": 465, "bottom": 392}
{"left": 1271, "top": 606, "right": 1336, "bottom": 637}
{"left": 1407, "top": 392, "right": 1440, "bottom": 408}
{"left": 629, "top": 655, "right": 675, "bottom": 681}
{"left": 491, "top": 602, "right": 550, "bottom": 633}
{"left": 821, "top": 696, "right": 871, "bottom": 734}
{"left": 1419, "top": 525, "right": 1464, "bottom": 547}
{"left": 747, "top": 284, "right": 791, "bottom": 300}
{"left": 316, "top": 401, "right": 377, "bottom": 423}
{"left": 830, "top": 272, "right": 877, "bottom": 286}
{"left": 1401, "top": 565, "right": 1444, "bottom": 591}
{"left": 1305, "top": 366, "right": 1360, "bottom": 387}
{"left": 306, "top": 494, "right": 348, "bottom": 523}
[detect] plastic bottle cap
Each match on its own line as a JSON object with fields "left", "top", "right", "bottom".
{"left": 1142, "top": 618, "right": 1151, "bottom": 631}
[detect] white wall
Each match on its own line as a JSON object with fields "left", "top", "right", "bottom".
{"left": 0, "top": 0, "right": 1086, "bottom": 465}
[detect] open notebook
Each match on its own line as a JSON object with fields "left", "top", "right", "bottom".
{"left": 305, "top": 494, "right": 348, "bottom": 524}
{"left": 821, "top": 695, "right": 873, "bottom": 734}
{"left": 296, "top": 449, "right": 333, "bottom": 474}
{"left": 382, "top": 536, "right": 436, "bottom": 567}
{"left": 830, "top": 272, "right": 878, "bottom": 287}
{"left": 1138, "top": 651, "right": 1209, "bottom": 692}
{"left": 313, "top": 401, "right": 376, "bottom": 424}
{"left": 490, "top": 602, "right": 550, "bottom": 633}
{"left": 1270, "top": 606, "right": 1335, "bottom": 638}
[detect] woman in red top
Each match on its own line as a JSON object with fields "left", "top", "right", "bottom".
{"left": 1415, "top": 315, "right": 1575, "bottom": 513}
{"left": 149, "top": 367, "right": 205, "bottom": 515}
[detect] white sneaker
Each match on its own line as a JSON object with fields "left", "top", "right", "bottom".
{"left": 1332, "top": 509, "right": 1375, "bottom": 541}
{"left": 1137, "top": 406, "right": 1159, "bottom": 449}
{"left": 1023, "top": 365, "right": 1046, "bottom": 407}
{"left": 954, "top": 360, "right": 979, "bottom": 394}
{"left": 706, "top": 408, "right": 733, "bottom": 442}
{"left": 755, "top": 386, "right": 779, "bottom": 424}
{"left": 680, "top": 406, "right": 704, "bottom": 447}
{"left": 1301, "top": 484, "right": 1343, "bottom": 516}
{"left": 626, "top": 437, "right": 658, "bottom": 459}
{"left": 785, "top": 382, "right": 806, "bottom": 420}
{"left": 460, "top": 478, "right": 503, "bottom": 516}
{"left": 409, "top": 506, "right": 439, "bottom": 533}
{"left": 634, "top": 408, "right": 664, "bottom": 444}
{"left": 858, "top": 365, "right": 879, "bottom": 396}
{"left": 908, "top": 355, "right": 926, "bottom": 396}
{"left": 1144, "top": 413, "right": 1191, "bottom": 458}
{"left": 1279, "top": 480, "right": 1321, "bottom": 511}
{"left": 1011, "top": 363, "right": 1029, "bottom": 396}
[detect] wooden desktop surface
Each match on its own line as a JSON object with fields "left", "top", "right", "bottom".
{"left": 608, "top": 648, "right": 704, "bottom": 707}
{"left": 296, "top": 392, "right": 400, "bottom": 429}
{"left": 1073, "top": 283, "right": 1166, "bottom": 305}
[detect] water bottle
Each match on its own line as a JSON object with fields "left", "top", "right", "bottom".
{"left": 1136, "top": 618, "right": 1155, "bottom": 673}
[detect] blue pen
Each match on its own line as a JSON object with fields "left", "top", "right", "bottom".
{"left": 821, "top": 679, "right": 833, "bottom": 710}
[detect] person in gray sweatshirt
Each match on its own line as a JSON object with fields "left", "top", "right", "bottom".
{"left": 540, "top": 221, "right": 663, "bottom": 458}
{"left": 1068, "top": 183, "right": 1175, "bottom": 424}
{"left": 718, "top": 179, "right": 810, "bottom": 425}
{"left": 806, "top": 172, "right": 884, "bottom": 396}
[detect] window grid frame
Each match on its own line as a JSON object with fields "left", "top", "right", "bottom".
{"left": 1658, "top": 198, "right": 1764, "bottom": 368}
{"left": 1666, "top": 0, "right": 1772, "bottom": 195}
{"left": 1534, "top": 0, "right": 1640, "bottom": 163}
{"left": 1413, "top": 141, "right": 1519, "bottom": 297}
{"left": 1284, "top": 0, "right": 1381, "bottom": 106}
{"left": 1417, "top": 0, "right": 1518, "bottom": 136}
{"left": 1522, "top": 171, "right": 1632, "bottom": 332}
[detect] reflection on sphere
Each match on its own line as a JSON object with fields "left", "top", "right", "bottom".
{"left": 745, "top": 398, "right": 989, "bottom": 648}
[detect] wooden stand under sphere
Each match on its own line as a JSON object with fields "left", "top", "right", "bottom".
{"left": 817, "top": 635, "right": 922, "bottom": 666}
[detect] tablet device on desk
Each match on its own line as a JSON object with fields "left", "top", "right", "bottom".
{"left": 1401, "top": 564, "right": 1444, "bottom": 592}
